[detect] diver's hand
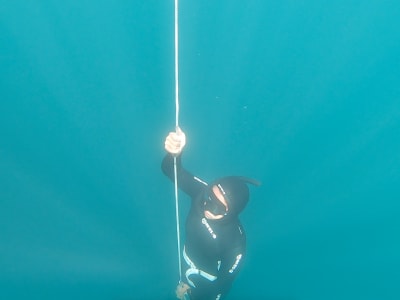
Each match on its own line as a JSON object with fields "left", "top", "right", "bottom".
{"left": 175, "top": 282, "right": 191, "bottom": 300}
{"left": 165, "top": 127, "right": 186, "bottom": 156}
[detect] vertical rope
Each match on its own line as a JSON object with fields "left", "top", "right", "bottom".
{"left": 173, "top": 0, "right": 183, "bottom": 282}
{"left": 174, "top": 0, "right": 180, "bottom": 128}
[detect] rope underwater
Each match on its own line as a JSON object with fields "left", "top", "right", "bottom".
{"left": 173, "top": 0, "right": 183, "bottom": 283}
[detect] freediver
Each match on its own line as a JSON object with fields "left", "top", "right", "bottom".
{"left": 162, "top": 128, "right": 260, "bottom": 300}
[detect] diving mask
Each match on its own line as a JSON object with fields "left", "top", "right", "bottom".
{"left": 204, "top": 186, "right": 229, "bottom": 216}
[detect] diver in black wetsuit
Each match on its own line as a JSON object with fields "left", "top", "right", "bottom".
{"left": 162, "top": 128, "right": 259, "bottom": 300}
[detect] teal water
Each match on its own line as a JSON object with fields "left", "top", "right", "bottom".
{"left": 1, "top": 1, "right": 399, "bottom": 299}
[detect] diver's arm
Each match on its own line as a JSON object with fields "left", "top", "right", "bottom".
{"left": 162, "top": 153, "right": 204, "bottom": 198}
{"left": 162, "top": 128, "right": 205, "bottom": 197}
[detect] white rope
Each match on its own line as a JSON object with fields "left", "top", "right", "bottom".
{"left": 173, "top": 0, "right": 183, "bottom": 282}
{"left": 174, "top": 0, "right": 180, "bottom": 128}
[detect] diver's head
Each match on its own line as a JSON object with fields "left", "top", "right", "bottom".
{"left": 204, "top": 176, "right": 260, "bottom": 220}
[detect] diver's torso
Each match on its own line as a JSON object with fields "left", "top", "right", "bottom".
{"left": 184, "top": 196, "right": 245, "bottom": 275}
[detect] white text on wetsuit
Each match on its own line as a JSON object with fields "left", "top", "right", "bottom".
{"left": 201, "top": 218, "right": 217, "bottom": 239}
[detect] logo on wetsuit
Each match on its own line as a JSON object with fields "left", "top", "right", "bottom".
{"left": 201, "top": 218, "right": 217, "bottom": 239}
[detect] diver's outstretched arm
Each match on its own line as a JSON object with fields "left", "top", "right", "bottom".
{"left": 161, "top": 128, "right": 205, "bottom": 198}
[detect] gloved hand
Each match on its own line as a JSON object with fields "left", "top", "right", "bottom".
{"left": 164, "top": 127, "right": 187, "bottom": 156}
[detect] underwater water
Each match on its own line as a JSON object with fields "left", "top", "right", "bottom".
{"left": 1, "top": 1, "right": 399, "bottom": 299}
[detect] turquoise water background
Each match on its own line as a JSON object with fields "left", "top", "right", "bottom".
{"left": 1, "top": 1, "right": 399, "bottom": 299}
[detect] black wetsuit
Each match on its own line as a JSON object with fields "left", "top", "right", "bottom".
{"left": 162, "top": 154, "right": 246, "bottom": 300}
